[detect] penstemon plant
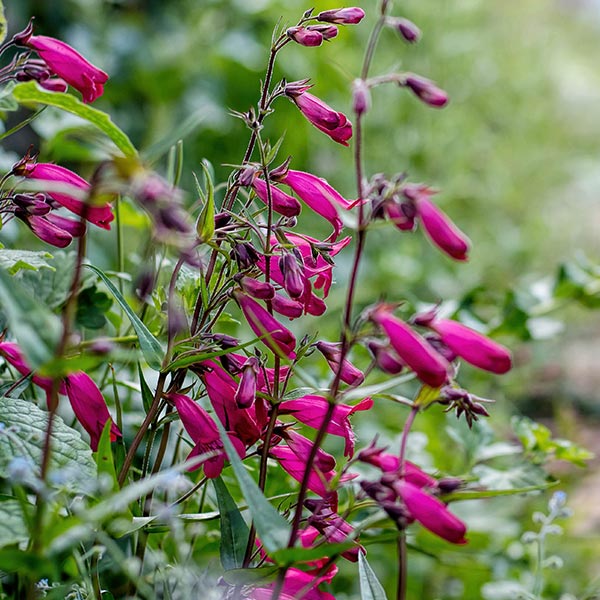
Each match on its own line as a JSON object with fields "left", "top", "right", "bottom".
{"left": 0, "top": 2, "right": 589, "bottom": 600}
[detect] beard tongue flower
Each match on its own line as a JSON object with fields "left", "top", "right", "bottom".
{"left": 317, "top": 7, "right": 366, "bottom": 25}
{"left": 315, "top": 340, "right": 365, "bottom": 386}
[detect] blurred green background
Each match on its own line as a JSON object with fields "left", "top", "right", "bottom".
{"left": 4, "top": 0, "right": 600, "bottom": 597}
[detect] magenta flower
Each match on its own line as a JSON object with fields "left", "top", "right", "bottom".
{"left": 250, "top": 567, "right": 336, "bottom": 600}
{"left": 394, "top": 480, "right": 468, "bottom": 544}
{"left": 271, "top": 293, "right": 304, "bottom": 319}
{"left": 171, "top": 393, "right": 245, "bottom": 478}
{"left": 19, "top": 163, "right": 114, "bottom": 229}
{"left": 279, "top": 252, "right": 307, "bottom": 299}
{"left": 234, "top": 356, "right": 259, "bottom": 409}
{"left": 19, "top": 33, "right": 108, "bottom": 103}
{"left": 415, "top": 195, "right": 470, "bottom": 261}
{"left": 390, "top": 18, "right": 421, "bottom": 43}
{"left": 307, "top": 504, "right": 363, "bottom": 562}
{"left": 238, "top": 276, "right": 275, "bottom": 300}
{"left": 271, "top": 430, "right": 337, "bottom": 498}
{"left": 16, "top": 212, "right": 74, "bottom": 247}
{"left": 278, "top": 170, "right": 351, "bottom": 240}
{"left": 279, "top": 395, "right": 373, "bottom": 457}
{"left": 286, "top": 26, "right": 324, "bottom": 47}
{"left": 429, "top": 319, "right": 512, "bottom": 374}
{"left": 233, "top": 290, "right": 296, "bottom": 358}
{"left": 286, "top": 87, "right": 353, "bottom": 146}
{"left": 367, "top": 340, "right": 405, "bottom": 375}
{"left": 404, "top": 74, "right": 449, "bottom": 108}
{"left": 316, "top": 341, "right": 365, "bottom": 386}
{"left": 251, "top": 178, "right": 301, "bottom": 217}
{"left": 64, "top": 372, "right": 121, "bottom": 452}
{"left": 370, "top": 307, "right": 450, "bottom": 387}
{"left": 317, "top": 7, "right": 366, "bottom": 25}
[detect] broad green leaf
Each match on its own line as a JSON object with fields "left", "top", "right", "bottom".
{"left": 358, "top": 551, "right": 388, "bottom": 600}
{"left": 0, "top": 268, "right": 61, "bottom": 369}
{"left": 213, "top": 476, "right": 250, "bottom": 570}
{"left": 85, "top": 264, "right": 164, "bottom": 370}
{"left": 0, "top": 397, "right": 96, "bottom": 485}
{"left": 0, "top": 249, "right": 54, "bottom": 275}
{"left": 0, "top": 549, "right": 56, "bottom": 577}
{"left": 75, "top": 285, "right": 112, "bottom": 329}
{"left": 12, "top": 81, "right": 137, "bottom": 157}
{"left": 222, "top": 566, "right": 279, "bottom": 586}
{"left": 0, "top": 497, "right": 29, "bottom": 548}
{"left": 216, "top": 419, "right": 290, "bottom": 554}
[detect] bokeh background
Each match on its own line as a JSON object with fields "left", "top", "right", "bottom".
{"left": 4, "top": 0, "right": 600, "bottom": 597}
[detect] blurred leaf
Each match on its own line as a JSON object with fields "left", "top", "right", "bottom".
{"left": 86, "top": 264, "right": 164, "bottom": 370}
{"left": 75, "top": 285, "right": 113, "bottom": 329}
{"left": 213, "top": 476, "right": 250, "bottom": 570}
{"left": 138, "top": 363, "right": 154, "bottom": 413}
{"left": 94, "top": 420, "right": 119, "bottom": 493}
{"left": 472, "top": 463, "right": 550, "bottom": 491}
{"left": 0, "top": 249, "right": 54, "bottom": 275}
{"left": 358, "top": 551, "right": 388, "bottom": 600}
{"left": 554, "top": 259, "right": 600, "bottom": 309}
{"left": 0, "top": 81, "right": 17, "bottom": 111}
{"left": 0, "top": 496, "right": 29, "bottom": 548}
{"left": 12, "top": 82, "right": 137, "bottom": 157}
{"left": 0, "top": 268, "right": 62, "bottom": 370}
{"left": 272, "top": 541, "right": 357, "bottom": 565}
{"left": 222, "top": 566, "right": 279, "bottom": 586}
{"left": 443, "top": 481, "right": 557, "bottom": 503}
{"left": 0, "top": 1, "right": 6, "bottom": 45}
{"left": 216, "top": 419, "right": 290, "bottom": 554}
{"left": 0, "top": 548, "right": 56, "bottom": 576}
{"left": 0, "top": 397, "right": 96, "bottom": 484}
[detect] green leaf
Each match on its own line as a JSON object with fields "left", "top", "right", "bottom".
{"left": 215, "top": 419, "right": 290, "bottom": 554}
{"left": 195, "top": 161, "right": 215, "bottom": 243}
{"left": 0, "top": 249, "right": 54, "bottom": 275}
{"left": 443, "top": 481, "right": 558, "bottom": 502}
{"left": 75, "top": 285, "right": 113, "bottom": 329}
{"left": 0, "top": 497, "right": 30, "bottom": 548}
{"left": 0, "top": 268, "right": 62, "bottom": 370}
{"left": 213, "top": 476, "right": 250, "bottom": 570}
{"left": 222, "top": 566, "right": 279, "bottom": 586}
{"left": 12, "top": 81, "right": 137, "bottom": 157}
{"left": 138, "top": 363, "right": 154, "bottom": 413}
{"left": 94, "top": 420, "right": 119, "bottom": 493}
{"left": 272, "top": 541, "right": 357, "bottom": 565}
{"left": 0, "top": 1, "right": 6, "bottom": 45}
{"left": 358, "top": 551, "right": 388, "bottom": 600}
{"left": 0, "top": 397, "right": 96, "bottom": 485}
{"left": 85, "top": 264, "right": 164, "bottom": 370}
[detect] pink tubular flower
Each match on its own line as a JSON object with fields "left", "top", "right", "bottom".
{"left": 317, "top": 7, "right": 366, "bottom": 25}
{"left": 415, "top": 196, "right": 470, "bottom": 261}
{"left": 20, "top": 163, "right": 114, "bottom": 229}
{"left": 64, "top": 372, "right": 121, "bottom": 452}
{"left": 404, "top": 74, "right": 449, "bottom": 108}
{"left": 19, "top": 34, "right": 108, "bottom": 103}
{"left": 251, "top": 178, "right": 301, "bottom": 217}
{"left": 17, "top": 212, "right": 74, "bottom": 247}
{"left": 238, "top": 276, "right": 275, "bottom": 300}
{"left": 286, "top": 88, "right": 353, "bottom": 146}
{"left": 307, "top": 504, "right": 363, "bottom": 562}
{"left": 371, "top": 307, "right": 450, "bottom": 387}
{"left": 279, "top": 395, "right": 373, "bottom": 457}
{"left": 394, "top": 480, "right": 468, "bottom": 544}
{"left": 367, "top": 340, "right": 405, "bottom": 375}
{"left": 234, "top": 356, "right": 259, "bottom": 409}
{"left": 429, "top": 319, "right": 512, "bottom": 374}
{"left": 250, "top": 566, "right": 336, "bottom": 600}
{"left": 233, "top": 290, "right": 296, "bottom": 359}
{"left": 171, "top": 393, "right": 245, "bottom": 478}
{"left": 316, "top": 341, "right": 364, "bottom": 386}
{"left": 278, "top": 170, "right": 351, "bottom": 240}
{"left": 271, "top": 293, "right": 304, "bottom": 319}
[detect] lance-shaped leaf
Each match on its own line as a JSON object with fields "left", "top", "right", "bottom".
{"left": 215, "top": 418, "right": 290, "bottom": 554}
{"left": 358, "top": 551, "right": 388, "bottom": 600}
{"left": 85, "top": 264, "right": 164, "bottom": 370}
{"left": 195, "top": 160, "right": 215, "bottom": 243}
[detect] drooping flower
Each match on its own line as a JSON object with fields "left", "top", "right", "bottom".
{"left": 64, "top": 372, "right": 121, "bottom": 452}
{"left": 233, "top": 290, "right": 296, "bottom": 359}
{"left": 367, "top": 340, "right": 405, "bottom": 375}
{"left": 317, "top": 7, "right": 366, "bottom": 25}
{"left": 285, "top": 86, "right": 353, "bottom": 146}
{"left": 16, "top": 28, "right": 108, "bottom": 103}
{"left": 170, "top": 393, "right": 245, "bottom": 478}
{"left": 16, "top": 162, "right": 114, "bottom": 229}
{"left": 403, "top": 74, "right": 449, "bottom": 108}
{"left": 238, "top": 276, "right": 275, "bottom": 300}
{"left": 279, "top": 395, "right": 373, "bottom": 457}
{"left": 427, "top": 319, "right": 512, "bottom": 374}
{"left": 251, "top": 177, "right": 302, "bottom": 217}
{"left": 393, "top": 480, "right": 468, "bottom": 544}
{"left": 271, "top": 293, "right": 304, "bottom": 319}
{"left": 276, "top": 170, "right": 352, "bottom": 240}
{"left": 16, "top": 211, "right": 75, "bottom": 247}
{"left": 315, "top": 341, "right": 365, "bottom": 386}
{"left": 234, "top": 356, "right": 260, "bottom": 409}
{"left": 287, "top": 26, "right": 325, "bottom": 47}
{"left": 279, "top": 252, "right": 306, "bottom": 299}
{"left": 370, "top": 306, "right": 450, "bottom": 387}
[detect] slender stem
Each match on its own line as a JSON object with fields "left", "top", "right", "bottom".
{"left": 396, "top": 532, "right": 407, "bottom": 600}
{"left": 398, "top": 406, "right": 418, "bottom": 472}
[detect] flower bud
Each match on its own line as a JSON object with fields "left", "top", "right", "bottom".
{"left": 287, "top": 26, "right": 323, "bottom": 47}
{"left": 231, "top": 241, "right": 261, "bottom": 269}
{"left": 317, "top": 8, "right": 366, "bottom": 25}
{"left": 367, "top": 340, "right": 405, "bottom": 374}
{"left": 271, "top": 293, "right": 304, "bottom": 319}
{"left": 306, "top": 24, "right": 339, "bottom": 40}
{"left": 12, "top": 193, "right": 51, "bottom": 216}
{"left": 238, "top": 276, "right": 275, "bottom": 300}
{"left": 234, "top": 356, "right": 260, "bottom": 409}
{"left": 388, "top": 17, "right": 421, "bottom": 43}
{"left": 316, "top": 340, "right": 365, "bottom": 386}
{"left": 352, "top": 79, "right": 371, "bottom": 116}
{"left": 279, "top": 252, "right": 306, "bottom": 299}
{"left": 404, "top": 74, "right": 449, "bottom": 108}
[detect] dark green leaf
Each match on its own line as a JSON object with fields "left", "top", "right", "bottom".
{"left": 138, "top": 363, "right": 154, "bottom": 413}
{"left": 85, "top": 264, "right": 164, "bottom": 370}
{"left": 76, "top": 285, "right": 113, "bottom": 329}
{"left": 213, "top": 476, "right": 250, "bottom": 570}
{"left": 358, "top": 551, "right": 388, "bottom": 600}
{"left": 215, "top": 419, "right": 290, "bottom": 554}
{"left": 12, "top": 82, "right": 137, "bottom": 157}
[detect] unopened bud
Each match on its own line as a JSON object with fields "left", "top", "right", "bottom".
{"left": 317, "top": 7, "right": 365, "bottom": 25}
{"left": 403, "top": 74, "right": 449, "bottom": 108}
{"left": 352, "top": 79, "right": 371, "bottom": 116}
{"left": 306, "top": 24, "right": 338, "bottom": 41}
{"left": 287, "top": 26, "right": 323, "bottom": 47}
{"left": 387, "top": 17, "right": 421, "bottom": 43}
